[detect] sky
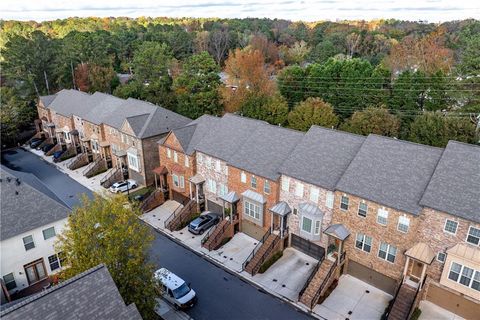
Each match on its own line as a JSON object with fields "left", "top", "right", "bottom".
{"left": 1, "top": 0, "right": 479, "bottom": 22}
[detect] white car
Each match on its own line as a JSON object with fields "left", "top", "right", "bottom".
{"left": 109, "top": 179, "right": 137, "bottom": 193}
{"left": 154, "top": 268, "right": 196, "bottom": 309}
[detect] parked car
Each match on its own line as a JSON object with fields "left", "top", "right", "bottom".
{"left": 41, "top": 143, "right": 54, "bottom": 153}
{"left": 154, "top": 268, "right": 196, "bottom": 309}
{"left": 188, "top": 211, "right": 220, "bottom": 235}
{"left": 30, "top": 138, "right": 44, "bottom": 149}
{"left": 52, "top": 150, "right": 65, "bottom": 162}
{"left": 109, "top": 179, "right": 137, "bottom": 193}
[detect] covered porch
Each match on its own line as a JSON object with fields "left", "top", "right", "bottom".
{"left": 403, "top": 242, "right": 436, "bottom": 289}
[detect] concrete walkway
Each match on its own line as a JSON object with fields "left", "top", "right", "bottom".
{"left": 155, "top": 298, "right": 193, "bottom": 320}
{"left": 418, "top": 301, "right": 465, "bottom": 320}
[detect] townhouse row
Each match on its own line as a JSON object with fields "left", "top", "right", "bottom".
{"left": 155, "top": 113, "right": 479, "bottom": 318}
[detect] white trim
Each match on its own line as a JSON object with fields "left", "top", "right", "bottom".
{"left": 466, "top": 226, "right": 480, "bottom": 246}
{"left": 443, "top": 219, "right": 458, "bottom": 235}
{"left": 397, "top": 215, "right": 410, "bottom": 233}
{"left": 436, "top": 252, "right": 446, "bottom": 263}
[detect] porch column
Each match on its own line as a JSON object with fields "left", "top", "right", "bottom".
{"left": 403, "top": 256, "right": 410, "bottom": 281}
{"left": 337, "top": 240, "right": 344, "bottom": 264}
{"left": 189, "top": 181, "right": 193, "bottom": 200}
{"left": 222, "top": 200, "right": 226, "bottom": 220}
{"left": 154, "top": 173, "right": 158, "bottom": 189}
{"left": 280, "top": 215, "right": 284, "bottom": 238}
{"left": 230, "top": 203, "right": 233, "bottom": 221}
{"left": 270, "top": 213, "right": 274, "bottom": 232}
{"left": 195, "top": 184, "right": 199, "bottom": 203}
{"left": 419, "top": 263, "right": 427, "bottom": 290}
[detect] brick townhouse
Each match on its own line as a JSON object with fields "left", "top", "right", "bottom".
{"left": 37, "top": 89, "right": 190, "bottom": 187}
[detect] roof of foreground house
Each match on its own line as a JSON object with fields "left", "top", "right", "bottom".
{"left": 336, "top": 135, "right": 444, "bottom": 215}
{"left": 0, "top": 168, "right": 70, "bottom": 241}
{"left": 0, "top": 264, "right": 142, "bottom": 320}
{"left": 419, "top": 141, "right": 480, "bottom": 223}
{"left": 44, "top": 90, "right": 190, "bottom": 138}
{"left": 39, "top": 94, "right": 57, "bottom": 107}
{"left": 279, "top": 126, "right": 366, "bottom": 190}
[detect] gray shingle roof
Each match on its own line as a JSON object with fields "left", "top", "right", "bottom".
{"left": 336, "top": 135, "right": 444, "bottom": 215}
{"left": 229, "top": 124, "right": 304, "bottom": 180}
{"left": 39, "top": 94, "right": 57, "bottom": 107}
{"left": 0, "top": 168, "right": 70, "bottom": 241}
{"left": 47, "top": 90, "right": 190, "bottom": 138}
{"left": 195, "top": 114, "right": 266, "bottom": 161}
{"left": 420, "top": 141, "right": 480, "bottom": 223}
{"left": 0, "top": 264, "right": 142, "bottom": 320}
{"left": 279, "top": 126, "right": 366, "bottom": 190}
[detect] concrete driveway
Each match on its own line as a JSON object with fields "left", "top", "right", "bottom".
{"left": 418, "top": 301, "right": 465, "bottom": 320}
{"left": 313, "top": 274, "right": 392, "bottom": 320}
{"left": 250, "top": 248, "right": 318, "bottom": 302}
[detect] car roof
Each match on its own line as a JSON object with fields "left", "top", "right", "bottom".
{"left": 154, "top": 268, "right": 185, "bottom": 290}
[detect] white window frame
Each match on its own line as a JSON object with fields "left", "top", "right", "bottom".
{"left": 301, "top": 216, "right": 313, "bottom": 233}
{"left": 251, "top": 175, "right": 257, "bottom": 188}
{"left": 325, "top": 191, "right": 334, "bottom": 209}
{"left": 172, "top": 174, "right": 180, "bottom": 188}
{"left": 206, "top": 157, "right": 212, "bottom": 168}
{"left": 23, "top": 235, "right": 35, "bottom": 251}
{"left": 282, "top": 177, "right": 290, "bottom": 192}
{"left": 314, "top": 220, "right": 321, "bottom": 235}
{"left": 241, "top": 171, "right": 247, "bottom": 183}
{"left": 397, "top": 216, "right": 410, "bottom": 233}
{"left": 295, "top": 183, "right": 304, "bottom": 197}
{"left": 444, "top": 219, "right": 458, "bottom": 235}
{"left": 197, "top": 153, "right": 203, "bottom": 164}
{"left": 185, "top": 156, "right": 189, "bottom": 167}
{"left": 3, "top": 273, "right": 16, "bottom": 290}
{"left": 310, "top": 187, "right": 319, "bottom": 203}
{"left": 378, "top": 242, "right": 397, "bottom": 263}
{"left": 208, "top": 179, "right": 216, "bottom": 193}
{"left": 173, "top": 151, "right": 178, "bottom": 163}
{"left": 264, "top": 180, "right": 271, "bottom": 194}
{"left": 377, "top": 208, "right": 389, "bottom": 226}
{"left": 355, "top": 233, "right": 372, "bottom": 253}
{"left": 219, "top": 183, "right": 228, "bottom": 197}
{"left": 42, "top": 226, "right": 56, "bottom": 240}
{"left": 358, "top": 201, "right": 368, "bottom": 218}
{"left": 244, "top": 201, "right": 260, "bottom": 220}
{"left": 340, "top": 195, "right": 349, "bottom": 211}
{"left": 166, "top": 148, "right": 171, "bottom": 158}
{"left": 466, "top": 226, "right": 480, "bottom": 246}
{"left": 437, "top": 252, "right": 446, "bottom": 263}
{"left": 447, "top": 261, "right": 479, "bottom": 291}
{"left": 215, "top": 160, "right": 221, "bottom": 172}
{"left": 48, "top": 254, "right": 62, "bottom": 271}
{"left": 127, "top": 152, "right": 140, "bottom": 172}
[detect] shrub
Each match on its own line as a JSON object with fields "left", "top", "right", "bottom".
{"left": 410, "top": 307, "right": 421, "bottom": 320}
{"left": 258, "top": 251, "right": 283, "bottom": 273}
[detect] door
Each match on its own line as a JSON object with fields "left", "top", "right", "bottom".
{"left": 24, "top": 259, "right": 47, "bottom": 285}
{"left": 347, "top": 260, "right": 397, "bottom": 294}
{"left": 409, "top": 260, "right": 423, "bottom": 282}
{"left": 426, "top": 283, "right": 478, "bottom": 319}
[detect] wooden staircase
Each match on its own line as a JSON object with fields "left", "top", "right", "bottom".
{"left": 387, "top": 283, "right": 417, "bottom": 320}
{"left": 202, "top": 219, "right": 232, "bottom": 251}
{"left": 140, "top": 188, "right": 166, "bottom": 213}
{"left": 164, "top": 199, "right": 197, "bottom": 231}
{"left": 100, "top": 167, "right": 123, "bottom": 188}
{"left": 68, "top": 153, "right": 89, "bottom": 170}
{"left": 243, "top": 233, "right": 281, "bottom": 276}
{"left": 45, "top": 143, "right": 62, "bottom": 156}
{"left": 82, "top": 157, "right": 107, "bottom": 178}
{"left": 299, "top": 259, "right": 336, "bottom": 309}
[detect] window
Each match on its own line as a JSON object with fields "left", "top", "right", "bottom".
{"left": 244, "top": 201, "right": 260, "bottom": 220}
{"left": 310, "top": 187, "right": 319, "bottom": 203}
{"left": 127, "top": 152, "right": 139, "bottom": 172}
{"left": 167, "top": 148, "right": 171, "bottom": 158}
{"left": 444, "top": 219, "right": 458, "bottom": 234}
{"left": 340, "top": 195, "right": 349, "bottom": 210}
{"left": 184, "top": 156, "right": 189, "bottom": 167}
{"left": 264, "top": 180, "right": 271, "bottom": 194}
{"left": 358, "top": 202, "right": 367, "bottom": 217}
{"left": 219, "top": 183, "right": 228, "bottom": 197}
{"left": 473, "top": 271, "right": 480, "bottom": 291}
{"left": 377, "top": 208, "right": 389, "bottom": 226}
{"left": 295, "top": 183, "right": 304, "bottom": 197}
{"left": 207, "top": 179, "right": 216, "bottom": 193}
{"left": 173, "top": 151, "right": 178, "bottom": 163}
{"left": 314, "top": 220, "right": 321, "bottom": 235}
{"left": 3, "top": 273, "right": 16, "bottom": 290}
{"left": 302, "top": 217, "right": 313, "bottom": 233}
{"left": 241, "top": 171, "right": 247, "bottom": 183}
{"left": 459, "top": 266, "right": 474, "bottom": 286}
{"left": 48, "top": 254, "right": 61, "bottom": 271}
{"left": 251, "top": 176, "right": 257, "bottom": 188}
{"left": 215, "top": 160, "right": 221, "bottom": 172}
{"left": 326, "top": 192, "right": 334, "bottom": 209}
{"left": 179, "top": 176, "right": 185, "bottom": 189}
{"left": 448, "top": 262, "right": 462, "bottom": 282}
{"left": 197, "top": 153, "right": 203, "bottom": 164}
{"left": 173, "top": 174, "right": 179, "bottom": 187}
{"left": 206, "top": 157, "right": 212, "bottom": 168}
{"left": 282, "top": 177, "right": 289, "bottom": 191}
{"left": 23, "top": 235, "right": 35, "bottom": 251}
{"left": 378, "top": 242, "right": 397, "bottom": 263}
{"left": 42, "top": 227, "right": 56, "bottom": 240}
{"left": 437, "top": 252, "right": 446, "bottom": 263}
{"left": 397, "top": 216, "right": 410, "bottom": 233}
{"left": 466, "top": 226, "right": 480, "bottom": 245}
{"left": 355, "top": 233, "right": 372, "bottom": 253}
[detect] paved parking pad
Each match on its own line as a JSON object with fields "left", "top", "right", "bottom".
{"left": 313, "top": 274, "right": 392, "bottom": 320}
{"left": 418, "top": 301, "right": 465, "bottom": 320}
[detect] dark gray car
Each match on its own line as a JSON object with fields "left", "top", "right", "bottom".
{"left": 188, "top": 212, "right": 220, "bottom": 235}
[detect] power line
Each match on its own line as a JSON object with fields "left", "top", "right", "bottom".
{"left": 278, "top": 84, "right": 480, "bottom": 92}
{"left": 278, "top": 79, "right": 480, "bottom": 87}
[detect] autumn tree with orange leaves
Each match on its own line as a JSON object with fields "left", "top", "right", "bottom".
{"left": 220, "top": 48, "right": 276, "bottom": 113}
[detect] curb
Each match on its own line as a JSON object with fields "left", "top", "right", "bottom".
{"left": 148, "top": 224, "right": 322, "bottom": 320}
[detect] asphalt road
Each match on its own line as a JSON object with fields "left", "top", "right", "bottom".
{"left": 1, "top": 147, "right": 93, "bottom": 208}
{"left": 149, "top": 230, "right": 313, "bottom": 320}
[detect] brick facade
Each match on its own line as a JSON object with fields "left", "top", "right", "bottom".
{"left": 195, "top": 152, "right": 229, "bottom": 209}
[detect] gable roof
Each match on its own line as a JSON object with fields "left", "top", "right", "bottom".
{"left": 279, "top": 126, "right": 366, "bottom": 190}
{"left": 0, "top": 168, "right": 70, "bottom": 241}
{"left": 229, "top": 124, "right": 304, "bottom": 180}
{"left": 39, "top": 94, "right": 57, "bottom": 108}
{"left": 48, "top": 89, "right": 91, "bottom": 117}
{"left": 336, "top": 135, "right": 444, "bottom": 215}
{"left": 0, "top": 264, "right": 141, "bottom": 320}
{"left": 420, "top": 141, "right": 480, "bottom": 223}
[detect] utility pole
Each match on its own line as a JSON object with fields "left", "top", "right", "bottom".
{"left": 70, "top": 61, "right": 76, "bottom": 90}
{"left": 43, "top": 70, "right": 50, "bottom": 95}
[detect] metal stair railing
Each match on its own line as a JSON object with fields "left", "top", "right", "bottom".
{"left": 242, "top": 228, "right": 272, "bottom": 271}
{"left": 298, "top": 259, "right": 322, "bottom": 300}
{"left": 202, "top": 219, "right": 231, "bottom": 251}
{"left": 249, "top": 234, "right": 281, "bottom": 276}
{"left": 100, "top": 167, "right": 121, "bottom": 188}
{"left": 309, "top": 259, "right": 338, "bottom": 310}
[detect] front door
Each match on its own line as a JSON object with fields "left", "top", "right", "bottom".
{"left": 409, "top": 260, "right": 423, "bottom": 283}
{"left": 24, "top": 259, "right": 47, "bottom": 285}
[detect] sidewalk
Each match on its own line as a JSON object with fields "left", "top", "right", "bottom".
{"left": 155, "top": 298, "right": 193, "bottom": 320}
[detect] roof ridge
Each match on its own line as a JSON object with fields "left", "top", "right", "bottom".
{"left": 0, "top": 264, "right": 106, "bottom": 316}
{"left": 368, "top": 133, "right": 444, "bottom": 150}
{"left": 311, "top": 125, "right": 365, "bottom": 139}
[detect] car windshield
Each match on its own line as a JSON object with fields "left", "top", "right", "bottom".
{"left": 172, "top": 283, "right": 191, "bottom": 299}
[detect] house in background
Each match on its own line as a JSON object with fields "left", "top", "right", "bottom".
{"left": 0, "top": 168, "right": 70, "bottom": 302}
{"left": 0, "top": 264, "right": 141, "bottom": 320}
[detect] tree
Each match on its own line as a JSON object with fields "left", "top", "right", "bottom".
{"left": 56, "top": 194, "right": 157, "bottom": 319}
{"left": 241, "top": 94, "right": 289, "bottom": 126}
{"left": 309, "top": 40, "right": 338, "bottom": 64}
{"left": 249, "top": 34, "right": 279, "bottom": 64}
{"left": 208, "top": 28, "right": 232, "bottom": 64}
{"left": 173, "top": 52, "right": 222, "bottom": 118}
{"left": 88, "top": 65, "right": 117, "bottom": 93}
{"left": 340, "top": 107, "right": 400, "bottom": 137}
{"left": 279, "top": 41, "right": 311, "bottom": 65}
{"left": 277, "top": 65, "right": 308, "bottom": 108}
{"left": 287, "top": 98, "right": 339, "bottom": 131}
{"left": 408, "top": 112, "right": 477, "bottom": 147}
{"left": 220, "top": 48, "right": 275, "bottom": 113}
